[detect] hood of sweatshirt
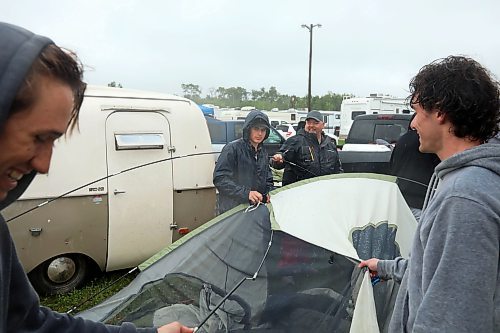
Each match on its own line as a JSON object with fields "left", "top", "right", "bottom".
{"left": 0, "top": 22, "right": 53, "bottom": 210}
{"left": 436, "top": 143, "right": 500, "bottom": 179}
{"left": 422, "top": 143, "right": 500, "bottom": 210}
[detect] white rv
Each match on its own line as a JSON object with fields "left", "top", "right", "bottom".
{"left": 3, "top": 86, "right": 216, "bottom": 294}
{"left": 339, "top": 94, "right": 411, "bottom": 138}
{"left": 263, "top": 110, "right": 299, "bottom": 128}
{"left": 320, "top": 111, "right": 341, "bottom": 137}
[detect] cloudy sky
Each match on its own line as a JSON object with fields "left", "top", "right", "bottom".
{"left": 3, "top": 0, "right": 499, "bottom": 99}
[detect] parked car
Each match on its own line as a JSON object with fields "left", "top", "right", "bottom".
{"left": 205, "top": 116, "right": 285, "bottom": 162}
{"left": 276, "top": 123, "right": 296, "bottom": 139}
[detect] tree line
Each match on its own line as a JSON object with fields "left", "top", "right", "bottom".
{"left": 181, "top": 83, "right": 350, "bottom": 111}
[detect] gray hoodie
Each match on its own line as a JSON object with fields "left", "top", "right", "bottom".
{"left": 0, "top": 22, "right": 156, "bottom": 333}
{"left": 378, "top": 143, "right": 500, "bottom": 332}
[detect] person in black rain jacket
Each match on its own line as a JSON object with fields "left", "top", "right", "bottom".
{"left": 390, "top": 115, "right": 440, "bottom": 220}
{"left": 271, "top": 111, "right": 342, "bottom": 186}
{"left": 213, "top": 110, "right": 273, "bottom": 214}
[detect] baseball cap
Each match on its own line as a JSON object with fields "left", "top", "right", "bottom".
{"left": 306, "top": 110, "right": 323, "bottom": 122}
{"left": 251, "top": 118, "right": 269, "bottom": 129}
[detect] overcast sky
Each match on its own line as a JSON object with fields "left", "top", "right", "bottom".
{"left": 3, "top": 0, "right": 499, "bottom": 99}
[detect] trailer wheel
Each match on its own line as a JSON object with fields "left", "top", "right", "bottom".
{"left": 28, "top": 254, "right": 89, "bottom": 295}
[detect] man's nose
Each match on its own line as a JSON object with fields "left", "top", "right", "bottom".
{"left": 30, "top": 146, "right": 53, "bottom": 174}
{"left": 410, "top": 118, "right": 416, "bottom": 130}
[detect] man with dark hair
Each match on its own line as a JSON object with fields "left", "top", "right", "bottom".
{"left": 389, "top": 114, "right": 440, "bottom": 221}
{"left": 213, "top": 110, "right": 273, "bottom": 214}
{"left": 0, "top": 22, "right": 191, "bottom": 333}
{"left": 360, "top": 56, "right": 500, "bottom": 332}
{"left": 271, "top": 111, "right": 342, "bottom": 186}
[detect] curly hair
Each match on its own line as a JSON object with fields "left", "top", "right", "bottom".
{"left": 11, "top": 44, "right": 86, "bottom": 132}
{"left": 409, "top": 56, "right": 500, "bottom": 142}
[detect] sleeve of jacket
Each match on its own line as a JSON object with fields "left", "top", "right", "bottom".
{"left": 6, "top": 239, "right": 156, "bottom": 333}
{"left": 377, "top": 257, "right": 408, "bottom": 283}
{"left": 412, "top": 197, "right": 499, "bottom": 333}
{"left": 213, "top": 143, "right": 250, "bottom": 201}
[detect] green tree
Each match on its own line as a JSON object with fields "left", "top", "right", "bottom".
{"left": 251, "top": 88, "right": 266, "bottom": 101}
{"left": 181, "top": 83, "right": 202, "bottom": 101}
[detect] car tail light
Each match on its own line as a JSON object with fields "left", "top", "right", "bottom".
{"left": 377, "top": 115, "right": 395, "bottom": 120}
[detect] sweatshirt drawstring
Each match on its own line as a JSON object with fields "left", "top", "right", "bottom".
{"left": 422, "top": 172, "right": 440, "bottom": 212}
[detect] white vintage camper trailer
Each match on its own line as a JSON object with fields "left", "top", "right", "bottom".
{"left": 3, "top": 86, "right": 216, "bottom": 294}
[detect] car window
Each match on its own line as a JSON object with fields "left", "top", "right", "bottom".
{"left": 265, "top": 128, "right": 285, "bottom": 144}
{"left": 347, "top": 119, "right": 410, "bottom": 144}
{"left": 233, "top": 123, "right": 244, "bottom": 141}
{"left": 374, "top": 123, "right": 408, "bottom": 144}
{"left": 206, "top": 120, "right": 227, "bottom": 144}
{"left": 347, "top": 120, "right": 374, "bottom": 143}
{"left": 276, "top": 125, "right": 289, "bottom": 132}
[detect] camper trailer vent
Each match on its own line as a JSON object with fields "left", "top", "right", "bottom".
{"left": 115, "top": 133, "right": 165, "bottom": 150}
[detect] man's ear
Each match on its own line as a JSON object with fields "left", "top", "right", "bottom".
{"left": 435, "top": 110, "right": 447, "bottom": 124}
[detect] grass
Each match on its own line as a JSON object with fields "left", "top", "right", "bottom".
{"left": 40, "top": 269, "right": 138, "bottom": 314}
{"left": 337, "top": 138, "right": 345, "bottom": 148}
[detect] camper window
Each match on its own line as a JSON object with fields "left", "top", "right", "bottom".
{"left": 115, "top": 133, "right": 165, "bottom": 150}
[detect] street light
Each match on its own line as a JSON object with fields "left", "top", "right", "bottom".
{"left": 301, "top": 23, "right": 321, "bottom": 112}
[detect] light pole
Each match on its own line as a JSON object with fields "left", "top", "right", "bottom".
{"left": 301, "top": 23, "right": 321, "bottom": 112}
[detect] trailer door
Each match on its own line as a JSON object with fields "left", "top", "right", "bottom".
{"left": 105, "top": 111, "right": 173, "bottom": 271}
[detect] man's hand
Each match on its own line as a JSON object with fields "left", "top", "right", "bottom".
{"left": 248, "top": 191, "right": 263, "bottom": 204}
{"left": 358, "top": 258, "right": 380, "bottom": 276}
{"left": 157, "top": 322, "right": 194, "bottom": 333}
{"left": 272, "top": 153, "right": 283, "bottom": 163}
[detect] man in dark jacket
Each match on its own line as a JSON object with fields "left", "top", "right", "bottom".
{"left": 213, "top": 110, "right": 273, "bottom": 214}
{"left": 390, "top": 115, "right": 440, "bottom": 221}
{"left": 0, "top": 22, "right": 190, "bottom": 333}
{"left": 271, "top": 111, "right": 342, "bottom": 186}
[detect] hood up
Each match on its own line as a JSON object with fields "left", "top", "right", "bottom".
{"left": 0, "top": 22, "right": 53, "bottom": 210}
{"left": 242, "top": 110, "right": 270, "bottom": 142}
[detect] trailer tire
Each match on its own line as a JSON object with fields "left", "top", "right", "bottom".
{"left": 28, "top": 254, "right": 89, "bottom": 295}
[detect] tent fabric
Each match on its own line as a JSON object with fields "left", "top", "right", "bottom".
{"left": 269, "top": 173, "right": 415, "bottom": 260}
{"left": 78, "top": 173, "right": 417, "bottom": 332}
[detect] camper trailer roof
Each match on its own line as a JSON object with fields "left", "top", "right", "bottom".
{"left": 85, "top": 85, "right": 188, "bottom": 101}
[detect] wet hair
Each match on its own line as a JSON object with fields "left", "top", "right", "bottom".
{"left": 409, "top": 56, "right": 499, "bottom": 142}
{"left": 11, "top": 44, "right": 86, "bottom": 132}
